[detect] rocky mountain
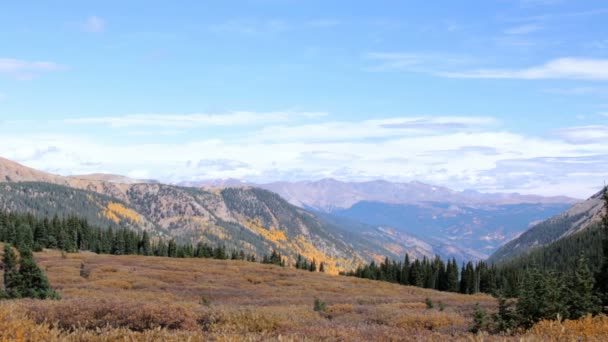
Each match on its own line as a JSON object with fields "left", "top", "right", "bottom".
{"left": 0, "top": 158, "right": 437, "bottom": 273}
{"left": 488, "top": 189, "right": 605, "bottom": 264}
{"left": 185, "top": 178, "right": 577, "bottom": 260}
{"left": 0, "top": 157, "right": 581, "bottom": 266}
{"left": 254, "top": 179, "right": 577, "bottom": 212}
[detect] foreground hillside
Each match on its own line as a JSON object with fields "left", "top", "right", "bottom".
{"left": 2, "top": 248, "right": 607, "bottom": 341}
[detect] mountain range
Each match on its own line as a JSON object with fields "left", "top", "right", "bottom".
{"left": 0, "top": 156, "right": 583, "bottom": 267}
{"left": 182, "top": 177, "right": 577, "bottom": 260}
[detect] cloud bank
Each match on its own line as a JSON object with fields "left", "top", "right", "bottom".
{"left": 1, "top": 112, "right": 607, "bottom": 198}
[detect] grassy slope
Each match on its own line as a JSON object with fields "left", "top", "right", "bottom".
{"left": 0, "top": 246, "right": 497, "bottom": 341}
{"left": 2, "top": 247, "right": 608, "bottom": 340}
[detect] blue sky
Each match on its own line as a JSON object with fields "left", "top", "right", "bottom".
{"left": 1, "top": 0, "right": 608, "bottom": 197}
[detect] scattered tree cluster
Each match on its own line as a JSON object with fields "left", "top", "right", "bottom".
{"left": 1, "top": 244, "right": 59, "bottom": 300}
{"left": 345, "top": 255, "right": 486, "bottom": 294}
{"left": 294, "top": 254, "right": 324, "bottom": 272}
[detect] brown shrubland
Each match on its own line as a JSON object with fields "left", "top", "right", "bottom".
{"left": 0, "top": 247, "right": 606, "bottom": 341}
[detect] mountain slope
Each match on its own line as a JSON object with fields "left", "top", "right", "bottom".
{"left": 488, "top": 189, "right": 605, "bottom": 264}
{"left": 184, "top": 178, "right": 578, "bottom": 261}
{"left": 0, "top": 158, "right": 434, "bottom": 272}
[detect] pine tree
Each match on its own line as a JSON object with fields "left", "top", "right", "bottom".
{"left": 16, "top": 248, "right": 59, "bottom": 299}
{"left": 2, "top": 244, "right": 21, "bottom": 298}
{"left": 567, "top": 254, "right": 601, "bottom": 319}
{"left": 319, "top": 262, "right": 325, "bottom": 273}
{"left": 309, "top": 259, "right": 317, "bottom": 272}
{"left": 167, "top": 239, "right": 177, "bottom": 257}
{"left": 140, "top": 231, "right": 151, "bottom": 256}
{"left": 446, "top": 259, "right": 460, "bottom": 292}
{"left": 470, "top": 303, "right": 489, "bottom": 333}
{"left": 493, "top": 297, "right": 516, "bottom": 333}
{"left": 516, "top": 269, "right": 568, "bottom": 328}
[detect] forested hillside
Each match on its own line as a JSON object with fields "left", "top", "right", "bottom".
{"left": 0, "top": 180, "right": 417, "bottom": 274}
{"left": 489, "top": 189, "right": 605, "bottom": 264}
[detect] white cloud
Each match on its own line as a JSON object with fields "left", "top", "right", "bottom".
{"left": 441, "top": 58, "right": 608, "bottom": 80}
{"left": 554, "top": 125, "right": 608, "bottom": 143}
{"left": 255, "top": 116, "right": 497, "bottom": 142}
{"left": 0, "top": 58, "right": 63, "bottom": 80}
{"left": 3, "top": 114, "right": 608, "bottom": 198}
{"left": 65, "top": 111, "right": 328, "bottom": 128}
{"left": 83, "top": 16, "right": 105, "bottom": 33}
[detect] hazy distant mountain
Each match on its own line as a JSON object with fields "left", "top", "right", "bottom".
{"left": 330, "top": 201, "right": 571, "bottom": 260}
{"left": 183, "top": 178, "right": 577, "bottom": 212}
{"left": 258, "top": 178, "right": 578, "bottom": 211}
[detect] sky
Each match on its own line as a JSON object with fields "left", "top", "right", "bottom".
{"left": 1, "top": 0, "right": 608, "bottom": 198}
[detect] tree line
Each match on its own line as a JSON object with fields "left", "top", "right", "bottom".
{"left": 0, "top": 209, "right": 330, "bottom": 300}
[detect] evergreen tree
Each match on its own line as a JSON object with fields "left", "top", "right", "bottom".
{"left": 16, "top": 248, "right": 59, "bottom": 299}
{"left": 567, "top": 254, "right": 601, "bottom": 319}
{"left": 2, "top": 244, "right": 21, "bottom": 298}
{"left": 319, "top": 261, "right": 325, "bottom": 273}
{"left": 309, "top": 259, "right": 317, "bottom": 272}
{"left": 516, "top": 269, "right": 567, "bottom": 328}
{"left": 446, "top": 258, "right": 460, "bottom": 292}
{"left": 493, "top": 297, "right": 516, "bottom": 333}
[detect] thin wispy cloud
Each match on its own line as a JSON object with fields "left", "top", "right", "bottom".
{"left": 554, "top": 125, "right": 608, "bottom": 143}
{"left": 440, "top": 58, "right": 608, "bottom": 80}
{"left": 365, "top": 52, "right": 473, "bottom": 73}
{"left": 255, "top": 116, "right": 497, "bottom": 143}
{"left": 65, "top": 111, "right": 328, "bottom": 128}
{"left": 83, "top": 16, "right": 105, "bottom": 33}
{"left": 0, "top": 58, "right": 63, "bottom": 80}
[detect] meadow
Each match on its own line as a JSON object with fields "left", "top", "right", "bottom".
{"left": 1, "top": 247, "right": 608, "bottom": 341}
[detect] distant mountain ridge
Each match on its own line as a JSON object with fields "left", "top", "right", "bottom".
{"left": 181, "top": 178, "right": 578, "bottom": 212}
{"left": 180, "top": 177, "right": 578, "bottom": 261}
{"left": 0, "top": 157, "right": 579, "bottom": 264}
